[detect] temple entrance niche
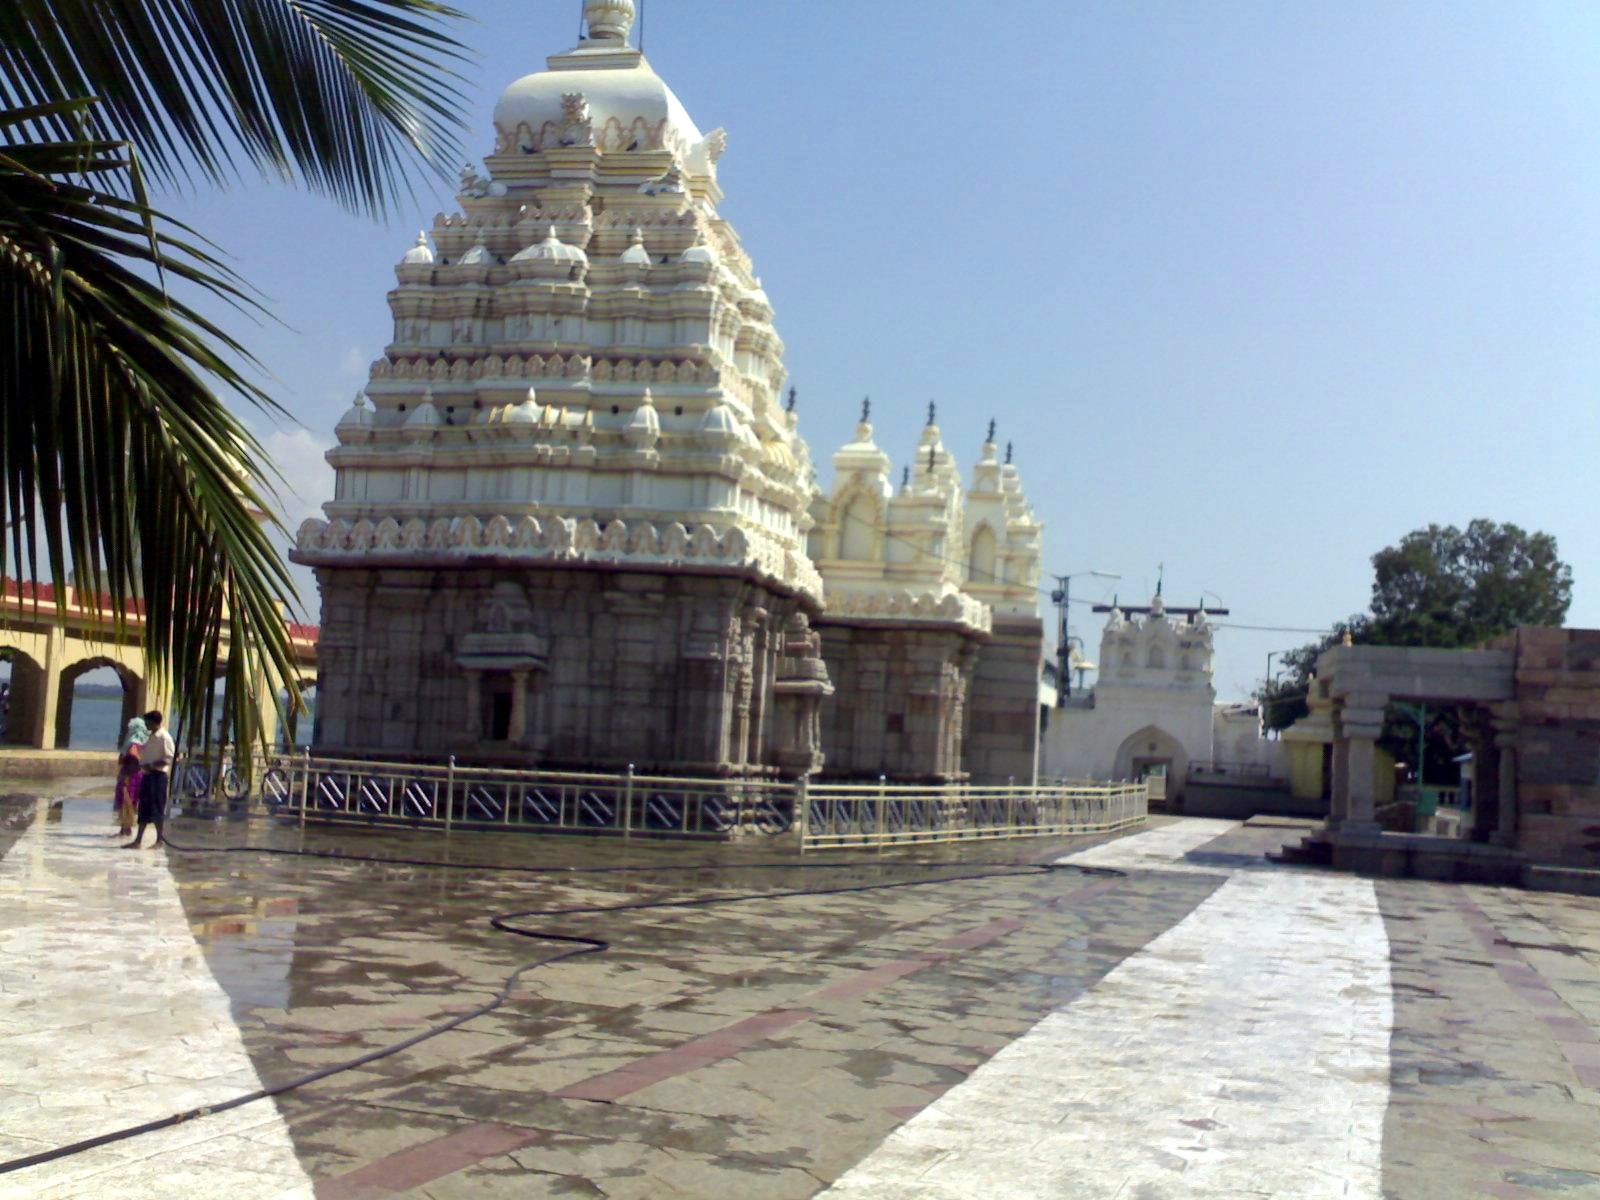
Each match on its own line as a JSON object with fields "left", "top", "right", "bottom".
{"left": 1115, "top": 724, "right": 1187, "bottom": 799}
{"left": 456, "top": 582, "right": 548, "bottom": 748}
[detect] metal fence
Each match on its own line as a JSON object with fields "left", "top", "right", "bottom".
{"left": 181, "top": 750, "right": 1148, "bottom": 850}
{"left": 798, "top": 780, "right": 1149, "bottom": 851}
{"left": 246, "top": 753, "right": 792, "bottom": 839}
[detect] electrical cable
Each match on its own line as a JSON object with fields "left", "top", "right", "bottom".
{"left": 831, "top": 508, "right": 1337, "bottom": 637}
{"left": 0, "top": 831, "right": 1124, "bottom": 1177}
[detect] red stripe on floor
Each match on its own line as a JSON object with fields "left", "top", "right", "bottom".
{"left": 315, "top": 1122, "right": 543, "bottom": 1198}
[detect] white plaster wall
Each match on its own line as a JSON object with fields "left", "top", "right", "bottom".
{"left": 1039, "top": 686, "right": 1216, "bottom": 782}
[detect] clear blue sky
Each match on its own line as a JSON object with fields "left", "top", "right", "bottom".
{"left": 155, "top": 0, "right": 1600, "bottom": 701}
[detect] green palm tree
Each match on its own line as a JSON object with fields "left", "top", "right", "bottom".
{"left": 0, "top": 0, "right": 469, "bottom": 749}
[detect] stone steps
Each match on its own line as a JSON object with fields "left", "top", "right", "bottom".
{"left": 1525, "top": 865, "right": 1600, "bottom": 897}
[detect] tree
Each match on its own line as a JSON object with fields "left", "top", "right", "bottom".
{"left": 1367, "top": 520, "right": 1572, "bottom": 649}
{"left": 0, "top": 1, "right": 469, "bottom": 748}
{"left": 1259, "top": 520, "right": 1572, "bottom": 736}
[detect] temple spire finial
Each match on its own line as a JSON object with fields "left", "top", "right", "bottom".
{"left": 860, "top": 396, "right": 871, "bottom": 424}
{"left": 985, "top": 418, "right": 996, "bottom": 444}
{"left": 1005, "top": 441, "right": 1013, "bottom": 464}
{"left": 583, "top": 0, "right": 636, "bottom": 43}
{"left": 786, "top": 385, "right": 797, "bottom": 413}
{"left": 926, "top": 400, "right": 936, "bottom": 427}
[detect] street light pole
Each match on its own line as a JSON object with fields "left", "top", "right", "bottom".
{"left": 1050, "top": 570, "right": 1119, "bottom": 706}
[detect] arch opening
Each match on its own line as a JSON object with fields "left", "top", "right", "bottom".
{"left": 968, "top": 524, "right": 998, "bottom": 585}
{"left": 0, "top": 646, "right": 48, "bottom": 748}
{"left": 56, "top": 657, "right": 144, "bottom": 750}
{"left": 1113, "top": 723, "right": 1189, "bottom": 802}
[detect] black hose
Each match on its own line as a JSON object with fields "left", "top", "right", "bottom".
{"left": 0, "top": 831, "right": 1124, "bottom": 1177}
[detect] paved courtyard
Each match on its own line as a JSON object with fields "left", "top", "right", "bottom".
{"left": 2, "top": 791, "right": 1599, "bottom": 1198}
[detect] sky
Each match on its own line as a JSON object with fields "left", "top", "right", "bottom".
{"left": 151, "top": 0, "right": 1600, "bottom": 702}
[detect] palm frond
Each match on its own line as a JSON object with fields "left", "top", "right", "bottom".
{"left": 0, "top": 0, "right": 471, "bottom": 214}
{"left": 0, "top": 111, "right": 298, "bottom": 750}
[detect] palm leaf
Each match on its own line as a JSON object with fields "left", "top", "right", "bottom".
{"left": 0, "top": 109, "right": 300, "bottom": 751}
{"left": 0, "top": 0, "right": 471, "bottom": 214}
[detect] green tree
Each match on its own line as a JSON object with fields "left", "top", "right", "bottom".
{"left": 1259, "top": 520, "right": 1572, "bottom": 736}
{"left": 1367, "top": 520, "right": 1572, "bottom": 648}
{"left": 0, "top": 1, "right": 469, "bottom": 747}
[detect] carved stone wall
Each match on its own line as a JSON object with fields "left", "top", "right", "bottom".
{"left": 965, "top": 615, "right": 1045, "bottom": 785}
{"left": 813, "top": 620, "right": 982, "bottom": 783}
{"left": 311, "top": 565, "right": 823, "bottom": 776}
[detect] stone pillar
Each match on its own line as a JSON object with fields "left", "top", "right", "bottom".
{"left": 1338, "top": 696, "right": 1386, "bottom": 836}
{"left": 509, "top": 669, "right": 530, "bottom": 744}
{"left": 1491, "top": 705, "right": 1519, "bottom": 849}
{"left": 1328, "top": 729, "right": 1350, "bottom": 827}
{"left": 36, "top": 625, "right": 66, "bottom": 750}
{"left": 462, "top": 669, "right": 483, "bottom": 740}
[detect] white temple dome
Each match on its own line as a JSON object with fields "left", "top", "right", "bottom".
{"left": 401, "top": 231, "right": 434, "bottom": 265}
{"left": 336, "top": 390, "right": 375, "bottom": 437}
{"left": 678, "top": 229, "right": 716, "bottom": 265}
{"left": 619, "top": 227, "right": 652, "bottom": 266}
{"left": 492, "top": 3, "right": 706, "bottom": 161}
{"left": 512, "top": 226, "right": 587, "bottom": 265}
{"left": 503, "top": 387, "right": 542, "bottom": 424}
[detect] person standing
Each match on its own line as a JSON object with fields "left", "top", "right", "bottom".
{"left": 113, "top": 714, "right": 149, "bottom": 836}
{"left": 113, "top": 751, "right": 141, "bottom": 838}
{"left": 120, "top": 713, "right": 149, "bottom": 755}
{"left": 124, "top": 710, "right": 175, "bottom": 850}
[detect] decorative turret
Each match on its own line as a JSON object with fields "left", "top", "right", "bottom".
{"left": 962, "top": 426, "right": 1041, "bottom": 619}
{"left": 401, "top": 231, "right": 434, "bottom": 265}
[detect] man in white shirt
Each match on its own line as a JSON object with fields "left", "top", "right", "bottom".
{"left": 124, "top": 709, "right": 175, "bottom": 849}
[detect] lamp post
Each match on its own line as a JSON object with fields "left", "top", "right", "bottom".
{"left": 1050, "top": 570, "right": 1119, "bottom": 705}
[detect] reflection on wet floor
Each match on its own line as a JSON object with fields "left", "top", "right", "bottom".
{"left": 0, "top": 796, "right": 315, "bottom": 1199}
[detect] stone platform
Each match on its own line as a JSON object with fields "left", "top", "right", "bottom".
{"left": 3, "top": 800, "right": 1599, "bottom": 1198}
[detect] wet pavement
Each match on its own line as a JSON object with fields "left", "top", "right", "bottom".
{"left": 1, "top": 796, "right": 1598, "bottom": 1198}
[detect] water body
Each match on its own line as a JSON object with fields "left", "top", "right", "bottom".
{"left": 9, "top": 694, "right": 316, "bottom": 751}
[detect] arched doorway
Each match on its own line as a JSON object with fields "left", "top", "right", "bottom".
{"left": 1, "top": 647, "right": 48, "bottom": 747}
{"left": 55, "top": 657, "right": 143, "bottom": 750}
{"left": 1113, "top": 724, "right": 1189, "bottom": 803}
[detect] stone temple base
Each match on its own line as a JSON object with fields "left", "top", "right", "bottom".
{"left": 310, "top": 565, "right": 823, "bottom": 776}
{"left": 813, "top": 619, "right": 982, "bottom": 783}
{"left": 965, "top": 615, "right": 1043, "bottom": 786}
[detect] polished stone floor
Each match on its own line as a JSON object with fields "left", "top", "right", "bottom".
{"left": 1, "top": 794, "right": 1598, "bottom": 1198}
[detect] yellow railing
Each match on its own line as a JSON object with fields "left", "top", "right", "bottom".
{"left": 206, "top": 751, "right": 1150, "bottom": 849}
{"left": 798, "top": 779, "right": 1149, "bottom": 851}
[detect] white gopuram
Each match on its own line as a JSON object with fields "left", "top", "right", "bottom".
{"left": 293, "top": 0, "right": 831, "bottom": 774}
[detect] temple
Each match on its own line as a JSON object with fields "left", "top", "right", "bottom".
{"left": 293, "top": 1, "right": 1044, "bottom": 782}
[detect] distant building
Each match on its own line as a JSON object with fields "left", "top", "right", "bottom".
{"left": 1038, "top": 592, "right": 1280, "bottom": 800}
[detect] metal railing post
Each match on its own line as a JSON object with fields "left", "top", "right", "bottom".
{"left": 796, "top": 775, "right": 810, "bottom": 853}
{"left": 298, "top": 747, "right": 310, "bottom": 829}
{"left": 623, "top": 764, "right": 635, "bottom": 839}
{"left": 444, "top": 755, "right": 456, "bottom": 836}
{"left": 876, "top": 774, "right": 887, "bottom": 854}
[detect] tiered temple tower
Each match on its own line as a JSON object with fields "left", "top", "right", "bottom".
{"left": 808, "top": 412, "right": 1043, "bottom": 783}
{"left": 293, "top": 0, "right": 831, "bottom": 774}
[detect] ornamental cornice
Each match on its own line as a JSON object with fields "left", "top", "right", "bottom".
{"left": 819, "top": 587, "right": 992, "bottom": 636}
{"left": 369, "top": 353, "right": 721, "bottom": 387}
{"left": 293, "top": 514, "right": 822, "bottom": 604}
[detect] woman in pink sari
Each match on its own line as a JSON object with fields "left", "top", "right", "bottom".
{"left": 114, "top": 716, "right": 148, "bottom": 837}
